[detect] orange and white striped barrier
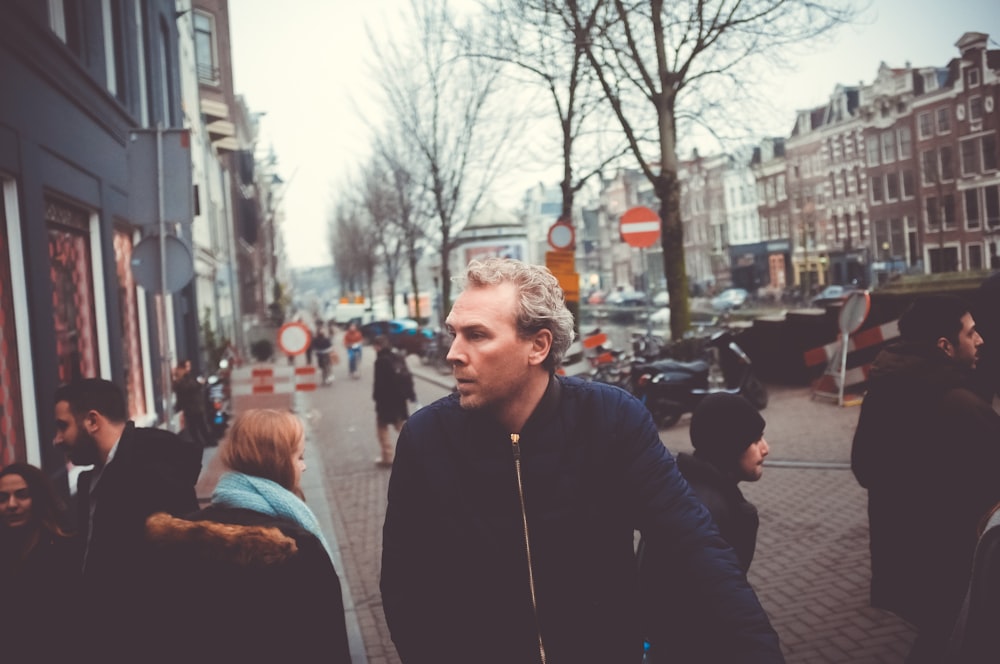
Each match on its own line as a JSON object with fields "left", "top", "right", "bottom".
{"left": 231, "top": 365, "right": 319, "bottom": 396}
{"left": 803, "top": 319, "right": 900, "bottom": 368}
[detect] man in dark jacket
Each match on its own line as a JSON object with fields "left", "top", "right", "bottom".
{"left": 172, "top": 360, "right": 211, "bottom": 447}
{"left": 53, "top": 378, "right": 201, "bottom": 661}
{"left": 381, "top": 257, "right": 783, "bottom": 664}
{"left": 641, "top": 392, "right": 770, "bottom": 663}
{"left": 852, "top": 295, "right": 1000, "bottom": 663}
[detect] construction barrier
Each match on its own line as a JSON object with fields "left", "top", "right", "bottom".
{"left": 804, "top": 319, "right": 899, "bottom": 402}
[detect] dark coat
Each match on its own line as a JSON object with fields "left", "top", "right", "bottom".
{"left": 144, "top": 506, "right": 351, "bottom": 664}
{"left": 173, "top": 373, "right": 205, "bottom": 414}
{"left": 373, "top": 347, "right": 414, "bottom": 422}
{"left": 639, "top": 453, "right": 761, "bottom": 663}
{"left": 381, "top": 376, "right": 782, "bottom": 664}
{"left": 948, "top": 508, "right": 1000, "bottom": 663}
{"left": 76, "top": 422, "right": 200, "bottom": 658}
{"left": 0, "top": 529, "right": 82, "bottom": 662}
{"left": 851, "top": 342, "right": 1000, "bottom": 631}
{"left": 676, "top": 452, "right": 759, "bottom": 571}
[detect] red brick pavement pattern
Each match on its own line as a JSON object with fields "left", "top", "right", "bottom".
{"left": 282, "top": 354, "right": 916, "bottom": 664}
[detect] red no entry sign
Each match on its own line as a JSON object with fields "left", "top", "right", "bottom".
{"left": 620, "top": 206, "right": 661, "bottom": 248}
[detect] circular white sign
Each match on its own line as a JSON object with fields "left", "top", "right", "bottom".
{"left": 547, "top": 222, "right": 575, "bottom": 250}
{"left": 277, "top": 322, "right": 312, "bottom": 356}
{"left": 838, "top": 291, "right": 871, "bottom": 335}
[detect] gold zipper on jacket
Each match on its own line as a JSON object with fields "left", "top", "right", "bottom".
{"left": 511, "top": 433, "right": 547, "bottom": 664}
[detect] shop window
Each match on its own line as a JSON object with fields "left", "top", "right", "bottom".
{"left": 0, "top": 185, "right": 25, "bottom": 465}
{"left": 113, "top": 230, "right": 147, "bottom": 419}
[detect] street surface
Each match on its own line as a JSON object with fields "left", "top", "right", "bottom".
{"left": 200, "top": 351, "right": 916, "bottom": 663}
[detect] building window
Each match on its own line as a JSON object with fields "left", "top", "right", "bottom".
{"left": 0, "top": 183, "right": 26, "bottom": 465}
{"left": 897, "top": 125, "right": 912, "bottom": 159}
{"left": 969, "top": 244, "right": 984, "bottom": 270}
{"left": 986, "top": 185, "right": 1000, "bottom": 229}
{"left": 970, "top": 96, "right": 984, "bottom": 122}
{"left": 902, "top": 169, "right": 915, "bottom": 199}
{"left": 842, "top": 170, "right": 851, "bottom": 196}
{"left": 870, "top": 175, "right": 884, "bottom": 204}
{"left": 113, "top": 230, "right": 147, "bottom": 419}
{"left": 921, "top": 149, "right": 938, "bottom": 185}
{"left": 940, "top": 145, "right": 954, "bottom": 181}
{"left": 194, "top": 11, "right": 218, "bottom": 83}
{"left": 918, "top": 111, "right": 933, "bottom": 139}
{"left": 984, "top": 134, "right": 997, "bottom": 171}
{"left": 886, "top": 172, "right": 900, "bottom": 201}
{"left": 49, "top": 0, "right": 83, "bottom": 56}
{"left": 923, "top": 72, "right": 938, "bottom": 92}
{"left": 881, "top": 131, "right": 896, "bottom": 164}
{"left": 969, "top": 68, "right": 980, "bottom": 88}
{"left": 966, "top": 189, "right": 981, "bottom": 229}
{"left": 46, "top": 198, "right": 100, "bottom": 383}
{"left": 777, "top": 175, "right": 786, "bottom": 201}
{"left": 936, "top": 107, "right": 951, "bottom": 134}
{"left": 866, "top": 135, "right": 880, "bottom": 166}
{"left": 943, "top": 194, "right": 956, "bottom": 228}
{"left": 926, "top": 196, "right": 939, "bottom": 228}
{"left": 961, "top": 138, "right": 978, "bottom": 175}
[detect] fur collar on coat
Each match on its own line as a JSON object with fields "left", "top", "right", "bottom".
{"left": 146, "top": 512, "right": 298, "bottom": 566}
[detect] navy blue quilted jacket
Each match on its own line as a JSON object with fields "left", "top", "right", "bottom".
{"left": 381, "top": 376, "right": 782, "bottom": 663}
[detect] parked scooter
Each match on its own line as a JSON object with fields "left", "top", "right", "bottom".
{"left": 629, "top": 329, "right": 767, "bottom": 429}
{"left": 205, "top": 358, "right": 232, "bottom": 444}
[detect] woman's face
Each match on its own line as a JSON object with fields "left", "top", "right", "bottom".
{"left": 292, "top": 436, "right": 307, "bottom": 492}
{"left": 0, "top": 474, "right": 33, "bottom": 528}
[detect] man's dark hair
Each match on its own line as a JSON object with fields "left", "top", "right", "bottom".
{"left": 898, "top": 295, "right": 970, "bottom": 347}
{"left": 54, "top": 378, "right": 127, "bottom": 423}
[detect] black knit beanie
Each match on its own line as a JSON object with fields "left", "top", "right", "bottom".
{"left": 690, "top": 393, "right": 765, "bottom": 466}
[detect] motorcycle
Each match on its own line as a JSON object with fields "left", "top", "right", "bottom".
{"left": 629, "top": 329, "right": 768, "bottom": 429}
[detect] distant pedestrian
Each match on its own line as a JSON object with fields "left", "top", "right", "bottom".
{"left": 344, "top": 321, "right": 364, "bottom": 378}
{"left": 0, "top": 463, "right": 81, "bottom": 661}
{"left": 52, "top": 378, "right": 201, "bottom": 660}
{"left": 852, "top": 295, "right": 1000, "bottom": 663}
{"left": 380, "top": 257, "right": 782, "bottom": 663}
{"left": 640, "top": 392, "right": 771, "bottom": 662}
{"left": 144, "top": 409, "right": 351, "bottom": 664}
{"left": 172, "top": 359, "right": 212, "bottom": 448}
{"left": 311, "top": 327, "right": 334, "bottom": 385}
{"left": 372, "top": 336, "right": 416, "bottom": 467}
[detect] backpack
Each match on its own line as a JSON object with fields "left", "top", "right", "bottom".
{"left": 390, "top": 350, "right": 415, "bottom": 400}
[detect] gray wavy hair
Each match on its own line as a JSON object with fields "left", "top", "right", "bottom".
{"left": 457, "top": 257, "right": 575, "bottom": 372}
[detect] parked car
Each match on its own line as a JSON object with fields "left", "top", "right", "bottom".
{"left": 587, "top": 290, "right": 607, "bottom": 305}
{"left": 652, "top": 290, "right": 670, "bottom": 307}
{"left": 648, "top": 307, "right": 671, "bottom": 326}
{"left": 606, "top": 289, "right": 648, "bottom": 306}
{"left": 360, "top": 318, "right": 434, "bottom": 354}
{"left": 710, "top": 288, "right": 749, "bottom": 311}
{"left": 811, "top": 284, "right": 862, "bottom": 308}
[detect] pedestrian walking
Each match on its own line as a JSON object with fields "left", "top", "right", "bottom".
{"left": 852, "top": 295, "right": 1000, "bottom": 663}
{"left": 380, "top": 257, "right": 783, "bottom": 663}
{"left": 0, "top": 463, "right": 81, "bottom": 661}
{"left": 144, "top": 409, "right": 351, "bottom": 664}
{"left": 372, "top": 335, "right": 416, "bottom": 467}
{"left": 344, "top": 321, "right": 364, "bottom": 378}
{"left": 311, "top": 326, "right": 334, "bottom": 385}
{"left": 172, "top": 359, "right": 212, "bottom": 448}
{"left": 640, "top": 392, "right": 771, "bottom": 662}
{"left": 52, "top": 378, "right": 201, "bottom": 661}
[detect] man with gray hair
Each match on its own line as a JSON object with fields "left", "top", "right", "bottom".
{"left": 381, "top": 257, "right": 782, "bottom": 663}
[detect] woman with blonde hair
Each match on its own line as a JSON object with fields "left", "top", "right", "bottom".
{"left": 145, "top": 409, "right": 351, "bottom": 663}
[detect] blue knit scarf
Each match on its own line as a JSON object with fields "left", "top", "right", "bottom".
{"left": 212, "top": 471, "right": 333, "bottom": 560}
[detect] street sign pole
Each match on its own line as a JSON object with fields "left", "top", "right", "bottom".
{"left": 156, "top": 123, "right": 173, "bottom": 427}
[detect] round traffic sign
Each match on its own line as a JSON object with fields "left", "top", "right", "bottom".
{"left": 838, "top": 291, "right": 871, "bottom": 335}
{"left": 620, "top": 206, "right": 661, "bottom": 248}
{"left": 277, "top": 321, "right": 312, "bottom": 356}
{"left": 547, "top": 221, "right": 575, "bottom": 250}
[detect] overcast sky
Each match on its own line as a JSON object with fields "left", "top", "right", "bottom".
{"left": 229, "top": 0, "right": 1000, "bottom": 268}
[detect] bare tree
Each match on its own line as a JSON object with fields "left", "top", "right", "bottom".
{"left": 374, "top": 130, "right": 436, "bottom": 324}
{"left": 329, "top": 195, "right": 378, "bottom": 301}
{"left": 369, "top": 0, "right": 518, "bottom": 315}
{"left": 360, "top": 156, "right": 407, "bottom": 318}
{"left": 472, "top": 0, "right": 629, "bottom": 222}
{"left": 570, "top": 0, "right": 859, "bottom": 339}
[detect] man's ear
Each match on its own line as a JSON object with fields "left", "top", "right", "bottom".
{"left": 528, "top": 329, "right": 553, "bottom": 366}
{"left": 936, "top": 336, "right": 954, "bottom": 358}
{"left": 83, "top": 409, "right": 102, "bottom": 434}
